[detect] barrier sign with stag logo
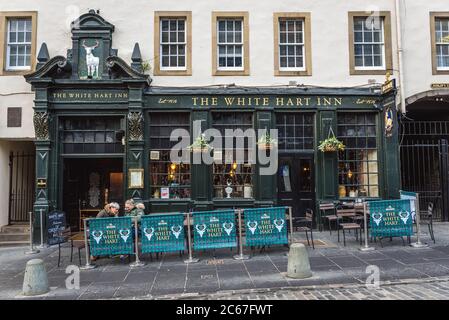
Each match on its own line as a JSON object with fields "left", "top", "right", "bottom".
{"left": 140, "top": 214, "right": 186, "bottom": 253}
{"left": 79, "top": 38, "right": 103, "bottom": 79}
{"left": 193, "top": 210, "right": 237, "bottom": 250}
{"left": 243, "top": 207, "right": 288, "bottom": 246}
{"left": 89, "top": 217, "right": 134, "bottom": 256}
{"left": 368, "top": 199, "right": 413, "bottom": 239}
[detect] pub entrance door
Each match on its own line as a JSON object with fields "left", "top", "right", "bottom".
{"left": 277, "top": 154, "right": 315, "bottom": 223}
{"left": 62, "top": 158, "right": 124, "bottom": 231}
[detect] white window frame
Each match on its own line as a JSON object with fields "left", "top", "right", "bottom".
{"left": 6, "top": 18, "right": 32, "bottom": 71}
{"left": 436, "top": 18, "right": 449, "bottom": 71}
{"left": 217, "top": 18, "right": 244, "bottom": 71}
{"left": 159, "top": 18, "right": 187, "bottom": 71}
{"left": 353, "top": 17, "right": 386, "bottom": 71}
{"left": 278, "top": 18, "right": 306, "bottom": 72}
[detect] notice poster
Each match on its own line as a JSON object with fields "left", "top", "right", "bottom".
{"left": 161, "top": 187, "right": 170, "bottom": 199}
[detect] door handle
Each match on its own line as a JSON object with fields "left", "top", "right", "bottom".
{"left": 281, "top": 198, "right": 294, "bottom": 201}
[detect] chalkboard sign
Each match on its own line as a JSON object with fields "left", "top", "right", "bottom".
{"left": 47, "top": 210, "right": 67, "bottom": 246}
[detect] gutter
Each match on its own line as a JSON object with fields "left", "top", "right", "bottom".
{"left": 395, "top": 0, "right": 407, "bottom": 114}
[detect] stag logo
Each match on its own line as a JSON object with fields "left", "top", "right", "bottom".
{"left": 82, "top": 40, "right": 100, "bottom": 78}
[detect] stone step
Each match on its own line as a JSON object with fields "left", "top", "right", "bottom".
{"left": 0, "top": 241, "right": 29, "bottom": 247}
{"left": 0, "top": 233, "right": 30, "bottom": 242}
{"left": 1, "top": 225, "right": 30, "bottom": 234}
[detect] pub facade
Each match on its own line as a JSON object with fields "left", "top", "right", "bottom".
{"left": 25, "top": 11, "right": 400, "bottom": 239}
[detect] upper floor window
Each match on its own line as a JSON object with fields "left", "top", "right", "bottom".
{"left": 431, "top": 13, "right": 449, "bottom": 74}
{"left": 274, "top": 13, "right": 312, "bottom": 76}
{"left": 217, "top": 18, "right": 243, "bottom": 70}
{"left": 212, "top": 12, "right": 249, "bottom": 76}
{"left": 0, "top": 12, "right": 37, "bottom": 75}
{"left": 6, "top": 18, "right": 32, "bottom": 70}
{"left": 348, "top": 12, "right": 392, "bottom": 75}
{"left": 154, "top": 12, "right": 192, "bottom": 76}
{"left": 353, "top": 17, "right": 385, "bottom": 70}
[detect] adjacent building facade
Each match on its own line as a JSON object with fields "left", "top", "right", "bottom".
{"left": 1, "top": 0, "right": 447, "bottom": 236}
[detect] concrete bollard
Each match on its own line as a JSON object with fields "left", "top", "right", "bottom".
{"left": 286, "top": 243, "right": 312, "bottom": 279}
{"left": 22, "top": 259, "right": 49, "bottom": 296}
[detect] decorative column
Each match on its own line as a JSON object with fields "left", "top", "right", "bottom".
{"left": 126, "top": 84, "right": 145, "bottom": 201}
{"left": 32, "top": 85, "right": 52, "bottom": 244}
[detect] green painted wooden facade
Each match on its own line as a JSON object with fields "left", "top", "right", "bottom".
{"left": 25, "top": 11, "right": 400, "bottom": 243}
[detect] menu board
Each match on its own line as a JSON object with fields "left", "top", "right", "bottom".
{"left": 47, "top": 211, "right": 67, "bottom": 246}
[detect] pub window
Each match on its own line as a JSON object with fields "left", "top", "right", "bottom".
{"left": 212, "top": 12, "right": 249, "bottom": 76}
{"left": 435, "top": 18, "right": 449, "bottom": 70}
{"left": 212, "top": 112, "right": 253, "bottom": 199}
{"left": 337, "top": 113, "right": 379, "bottom": 198}
{"left": 153, "top": 12, "right": 192, "bottom": 75}
{"left": 348, "top": 12, "right": 392, "bottom": 75}
{"left": 276, "top": 113, "right": 314, "bottom": 151}
{"left": 60, "top": 117, "right": 124, "bottom": 154}
{"left": 6, "top": 18, "right": 32, "bottom": 70}
{"left": 149, "top": 113, "right": 191, "bottom": 199}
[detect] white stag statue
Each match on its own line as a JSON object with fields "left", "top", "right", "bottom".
{"left": 82, "top": 40, "right": 99, "bottom": 78}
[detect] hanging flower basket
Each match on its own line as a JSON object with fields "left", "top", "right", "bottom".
{"left": 257, "top": 132, "right": 278, "bottom": 150}
{"left": 318, "top": 127, "right": 345, "bottom": 153}
{"left": 188, "top": 133, "right": 213, "bottom": 153}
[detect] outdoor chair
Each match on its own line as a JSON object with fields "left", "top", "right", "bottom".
{"left": 419, "top": 202, "right": 435, "bottom": 243}
{"left": 292, "top": 209, "right": 315, "bottom": 249}
{"left": 57, "top": 226, "right": 85, "bottom": 267}
{"left": 336, "top": 207, "right": 361, "bottom": 246}
{"left": 319, "top": 202, "right": 338, "bottom": 235}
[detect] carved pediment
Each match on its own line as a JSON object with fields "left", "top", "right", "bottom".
{"left": 71, "top": 9, "right": 114, "bottom": 32}
{"left": 25, "top": 10, "right": 150, "bottom": 85}
{"left": 24, "top": 55, "right": 71, "bottom": 80}
{"left": 106, "top": 56, "right": 151, "bottom": 84}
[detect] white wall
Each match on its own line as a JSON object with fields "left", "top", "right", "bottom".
{"left": 0, "top": 0, "right": 398, "bottom": 138}
{"left": 400, "top": 0, "right": 449, "bottom": 100}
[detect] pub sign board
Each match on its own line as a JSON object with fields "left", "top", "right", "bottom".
{"left": 47, "top": 211, "right": 67, "bottom": 246}
{"left": 140, "top": 214, "right": 186, "bottom": 254}
{"left": 89, "top": 217, "right": 134, "bottom": 256}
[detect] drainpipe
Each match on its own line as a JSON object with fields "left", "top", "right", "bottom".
{"left": 395, "top": 0, "right": 407, "bottom": 114}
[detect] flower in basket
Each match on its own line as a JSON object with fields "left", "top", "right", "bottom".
{"left": 257, "top": 132, "right": 278, "bottom": 150}
{"left": 188, "top": 133, "right": 213, "bottom": 152}
{"left": 318, "top": 136, "right": 345, "bottom": 152}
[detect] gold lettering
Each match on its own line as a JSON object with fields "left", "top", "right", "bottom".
{"left": 200, "top": 97, "right": 209, "bottom": 106}
{"left": 211, "top": 97, "right": 218, "bottom": 106}
{"left": 286, "top": 98, "right": 294, "bottom": 106}
{"left": 276, "top": 98, "right": 284, "bottom": 106}
{"left": 237, "top": 97, "right": 245, "bottom": 106}
{"left": 263, "top": 97, "right": 269, "bottom": 106}
{"left": 192, "top": 97, "right": 199, "bottom": 106}
{"left": 224, "top": 97, "right": 235, "bottom": 106}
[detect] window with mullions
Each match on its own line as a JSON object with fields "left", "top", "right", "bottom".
{"left": 160, "top": 18, "right": 186, "bottom": 69}
{"left": 353, "top": 16, "right": 385, "bottom": 69}
{"left": 6, "top": 18, "right": 32, "bottom": 70}
{"left": 276, "top": 113, "right": 314, "bottom": 151}
{"left": 149, "top": 113, "right": 191, "bottom": 199}
{"left": 435, "top": 18, "right": 449, "bottom": 70}
{"left": 217, "top": 18, "right": 243, "bottom": 69}
{"left": 60, "top": 118, "right": 124, "bottom": 154}
{"left": 279, "top": 19, "right": 305, "bottom": 70}
{"left": 337, "top": 113, "right": 379, "bottom": 198}
{"left": 212, "top": 113, "right": 253, "bottom": 199}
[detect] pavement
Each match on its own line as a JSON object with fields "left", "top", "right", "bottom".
{"left": 1, "top": 222, "right": 449, "bottom": 300}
